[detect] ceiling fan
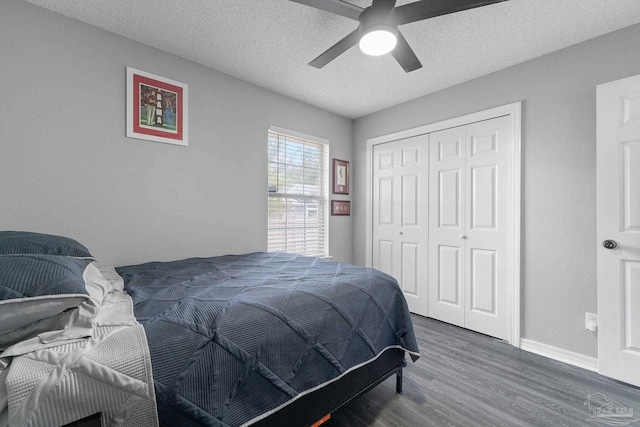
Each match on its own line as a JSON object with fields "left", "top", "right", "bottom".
{"left": 290, "top": 0, "right": 510, "bottom": 72}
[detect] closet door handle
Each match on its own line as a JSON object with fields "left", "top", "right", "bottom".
{"left": 460, "top": 235, "right": 467, "bottom": 240}
{"left": 603, "top": 240, "right": 617, "bottom": 249}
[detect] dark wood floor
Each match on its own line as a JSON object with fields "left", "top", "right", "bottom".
{"left": 327, "top": 314, "right": 640, "bottom": 427}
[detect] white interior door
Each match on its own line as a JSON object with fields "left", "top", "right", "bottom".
{"left": 372, "top": 135, "right": 429, "bottom": 316}
{"left": 428, "top": 116, "right": 512, "bottom": 341}
{"left": 597, "top": 74, "right": 640, "bottom": 387}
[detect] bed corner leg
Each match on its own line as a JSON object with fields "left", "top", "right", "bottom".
{"left": 395, "top": 368, "right": 403, "bottom": 393}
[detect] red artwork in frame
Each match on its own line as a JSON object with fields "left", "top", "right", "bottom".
{"left": 127, "top": 67, "right": 188, "bottom": 146}
{"left": 331, "top": 200, "right": 350, "bottom": 216}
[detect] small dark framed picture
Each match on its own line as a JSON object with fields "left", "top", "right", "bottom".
{"left": 332, "top": 159, "right": 349, "bottom": 194}
{"left": 331, "top": 200, "right": 350, "bottom": 216}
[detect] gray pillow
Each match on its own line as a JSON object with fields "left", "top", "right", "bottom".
{"left": 0, "top": 254, "right": 91, "bottom": 300}
{"left": 0, "top": 231, "right": 94, "bottom": 259}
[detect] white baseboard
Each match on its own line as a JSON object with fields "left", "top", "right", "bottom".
{"left": 519, "top": 338, "right": 598, "bottom": 372}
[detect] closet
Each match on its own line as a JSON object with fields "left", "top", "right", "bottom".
{"left": 370, "top": 107, "right": 519, "bottom": 342}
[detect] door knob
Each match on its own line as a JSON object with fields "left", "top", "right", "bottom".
{"left": 399, "top": 232, "right": 403, "bottom": 235}
{"left": 460, "top": 235, "right": 467, "bottom": 240}
{"left": 603, "top": 240, "right": 617, "bottom": 249}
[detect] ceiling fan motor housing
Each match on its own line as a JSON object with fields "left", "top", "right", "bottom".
{"left": 358, "top": 2, "right": 399, "bottom": 39}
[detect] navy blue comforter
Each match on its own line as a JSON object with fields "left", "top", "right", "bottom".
{"left": 117, "top": 252, "right": 419, "bottom": 426}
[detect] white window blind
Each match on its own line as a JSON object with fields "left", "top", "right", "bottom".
{"left": 268, "top": 129, "right": 329, "bottom": 257}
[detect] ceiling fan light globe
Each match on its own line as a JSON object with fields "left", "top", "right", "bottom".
{"left": 359, "top": 29, "right": 397, "bottom": 56}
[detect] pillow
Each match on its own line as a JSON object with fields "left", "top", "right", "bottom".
{"left": 0, "top": 254, "right": 91, "bottom": 300}
{"left": 0, "top": 231, "right": 94, "bottom": 259}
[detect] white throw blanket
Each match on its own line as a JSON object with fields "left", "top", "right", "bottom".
{"left": 0, "top": 265, "right": 158, "bottom": 427}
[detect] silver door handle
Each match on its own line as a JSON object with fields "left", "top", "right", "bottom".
{"left": 460, "top": 235, "right": 467, "bottom": 240}
{"left": 603, "top": 240, "right": 617, "bottom": 249}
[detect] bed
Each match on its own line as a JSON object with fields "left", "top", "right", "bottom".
{"left": 0, "top": 232, "right": 420, "bottom": 427}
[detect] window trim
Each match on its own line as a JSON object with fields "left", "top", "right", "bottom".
{"left": 268, "top": 125, "right": 330, "bottom": 258}
{"left": 268, "top": 126, "right": 329, "bottom": 147}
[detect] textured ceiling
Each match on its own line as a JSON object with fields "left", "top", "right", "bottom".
{"left": 21, "top": 0, "right": 640, "bottom": 119}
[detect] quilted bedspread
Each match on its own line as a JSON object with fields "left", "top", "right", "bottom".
{"left": 117, "top": 252, "right": 420, "bottom": 427}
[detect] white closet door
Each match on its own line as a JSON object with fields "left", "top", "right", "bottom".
{"left": 597, "top": 74, "right": 640, "bottom": 387}
{"left": 464, "top": 117, "right": 511, "bottom": 340}
{"left": 428, "top": 126, "right": 467, "bottom": 328}
{"left": 372, "top": 135, "right": 429, "bottom": 316}
{"left": 428, "top": 116, "right": 512, "bottom": 340}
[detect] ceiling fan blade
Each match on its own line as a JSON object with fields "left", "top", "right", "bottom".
{"left": 391, "top": 31, "right": 422, "bottom": 73}
{"left": 309, "top": 28, "right": 361, "bottom": 69}
{"left": 289, "top": 0, "right": 363, "bottom": 21}
{"left": 371, "top": 0, "right": 397, "bottom": 8}
{"left": 395, "top": 0, "right": 509, "bottom": 25}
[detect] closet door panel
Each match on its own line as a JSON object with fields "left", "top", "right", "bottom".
{"left": 373, "top": 136, "right": 429, "bottom": 316}
{"left": 464, "top": 116, "right": 511, "bottom": 340}
{"left": 428, "top": 126, "right": 466, "bottom": 327}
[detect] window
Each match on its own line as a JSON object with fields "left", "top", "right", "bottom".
{"left": 268, "top": 128, "right": 329, "bottom": 257}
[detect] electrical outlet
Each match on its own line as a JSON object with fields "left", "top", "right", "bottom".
{"left": 585, "top": 312, "right": 598, "bottom": 331}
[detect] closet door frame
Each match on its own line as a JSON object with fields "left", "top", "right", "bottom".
{"left": 365, "top": 102, "right": 522, "bottom": 346}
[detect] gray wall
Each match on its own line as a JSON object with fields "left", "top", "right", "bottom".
{"left": 353, "top": 24, "right": 640, "bottom": 358}
{"left": 0, "top": 0, "right": 353, "bottom": 267}
{"left": 3, "top": 0, "right": 640, "bottom": 360}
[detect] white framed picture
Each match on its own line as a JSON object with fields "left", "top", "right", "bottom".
{"left": 126, "top": 67, "right": 188, "bottom": 146}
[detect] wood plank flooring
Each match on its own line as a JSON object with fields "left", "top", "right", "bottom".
{"left": 326, "top": 314, "right": 640, "bottom": 426}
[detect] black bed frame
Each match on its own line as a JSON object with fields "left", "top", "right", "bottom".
{"left": 251, "top": 347, "right": 408, "bottom": 427}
